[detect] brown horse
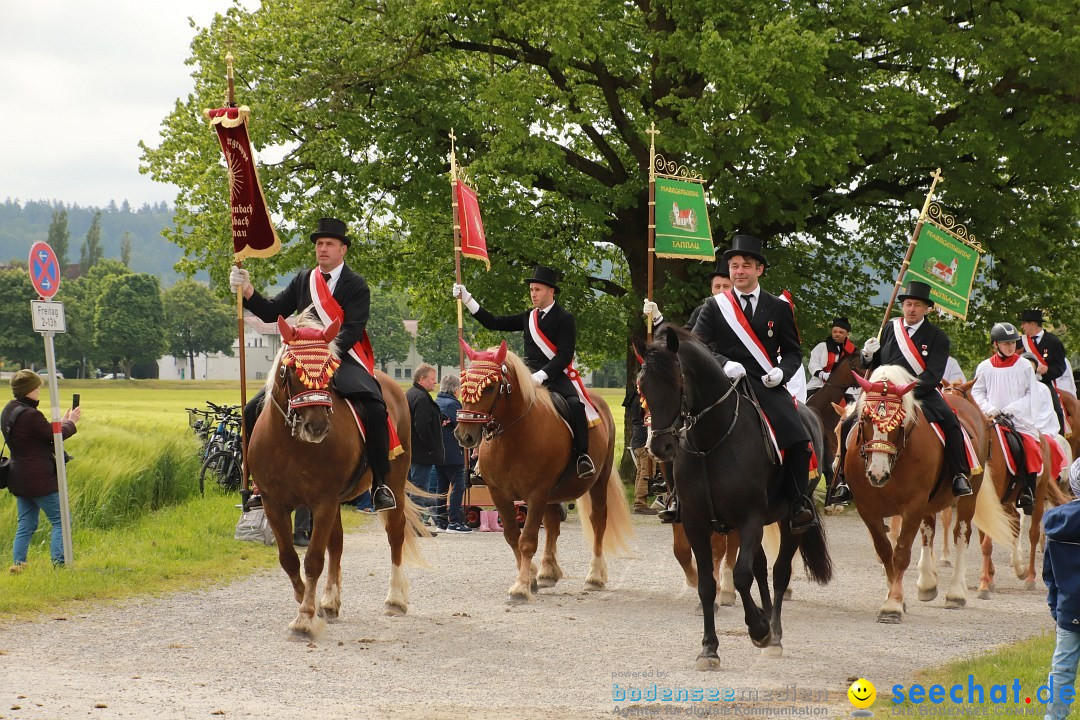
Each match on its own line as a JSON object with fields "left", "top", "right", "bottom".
{"left": 454, "top": 340, "right": 632, "bottom": 602}
{"left": 843, "top": 366, "right": 1013, "bottom": 622}
{"left": 941, "top": 379, "right": 1072, "bottom": 594}
{"left": 248, "top": 316, "right": 424, "bottom": 636}
{"left": 806, "top": 353, "right": 865, "bottom": 477}
{"left": 1060, "top": 390, "right": 1080, "bottom": 461}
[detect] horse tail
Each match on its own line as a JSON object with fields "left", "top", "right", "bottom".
{"left": 1046, "top": 472, "right": 1071, "bottom": 507}
{"left": 762, "top": 522, "right": 780, "bottom": 564}
{"left": 797, "top": 517, "right": 833, "bottom": 585}
{"left": 972, "top": 466, "right": 1017, "bottom": 546}
{"left": 381, "top": 485, "right": 430, "bottom": 568}
{"left": 578, "top": 467, "right": 634, "bottom": 557}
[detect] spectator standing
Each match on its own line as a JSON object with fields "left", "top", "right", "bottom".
{"left": 434, "top": 374, "right": 472, "bottom": 533}
{"left": 3, "top": 370, "right": 80, "bottom": 570}
{"left": 405, "top": 364, "right": 444, "bottom": 532}
{"left": 1041, "top": 462, "right": 1080, "bottom": 720}
{"left": 623, "top": 387, "right": 656, "bottom": 514}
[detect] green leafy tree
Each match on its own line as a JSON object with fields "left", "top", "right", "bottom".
{"left": 0, "top": 270, "right": 42, "bottom": 369}
{"left": 47, "top": 208, "right": 71, "bottom": 269}
{"left": 93, "top": 273, "right": 165, "bottom": 378}
{"left": 162, "top": 279, "right": 235, "bottom": 380}
{"left": 142, "top": 0, "right": 1080, "bottom": 419}
{"left": 120, "top": 231, "right": 133, "bottom": 266}
{"left": 414, "top": 319, "right": 461, "bottom": 378}
{"left": 367, "top": 292, "right": 410, "bottom": 371}
{"left": 79, "top": 211, "right": 105, "bottom": 274}
{"left": 55, "top": 260, "right": 133, "bottom": 376}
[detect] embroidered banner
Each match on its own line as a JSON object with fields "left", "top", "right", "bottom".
{"left": 653, "top": 177, "right": 714, "bottom": 260}
{"left": 907, "top": 219, "right": 980, "bottom": 319}
{"left": 455, "top": 179, "right": 490, "bottom": 269}
{"left": 204, "top": 106, "right": 281, "bottom": 261}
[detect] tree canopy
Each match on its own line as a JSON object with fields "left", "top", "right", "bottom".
{"left": 162, "top": 279, "right": 236, "bottom": 381}
{"left": 94, "top": 273, "right": 166, "bottom": 378}
{"left": 143, "top": 0, "right": 1080, "bottom": 371}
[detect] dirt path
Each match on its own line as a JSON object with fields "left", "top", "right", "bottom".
{"left": 0, "top": 510, "right": 1053, "bottom": 719}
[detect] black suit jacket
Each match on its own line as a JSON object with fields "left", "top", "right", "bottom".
{"left": 471, "top": 302, "right": 577, "bottom": 396}
{"left": 692, "top": 289, "right": 807, "bottom": 448}
{"left": 867, "top": 319, "right": 955, "bottom": 426}
{"left": 1032, "top": 331, "right": 1068, "bottom": 386}
{"left": 244, "top": 264, "right": 381, "bottom": 399}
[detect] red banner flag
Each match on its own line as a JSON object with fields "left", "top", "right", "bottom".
{"left": 455, "top": 179, "right": 489, "bottom": 269}
{"left": 204, "top": 106, "right": 281, "bottom": 261}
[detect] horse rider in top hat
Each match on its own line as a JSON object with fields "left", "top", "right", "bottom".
{"left": 453, "top": 265, "right": 598, "bottom": 479}
{"left": 854, "top": 280, "right": 974, "bottom": 499}
{"left": 806, "top": 317, "right": 857, "bottom": 399}
{"left": 1019, "top": 308, "right": 1069, "bottom": 434}
{"left": 971, "top": 322, "right": 1042, "bottom": 514}
{"left": 644, "top": 234, "right": 819, "bottom": 534}
{"left": 685, "top": 259, "right": 734, "bottom": 330}
{"left": 230, "top": 217, "right": 397, "bottom": 512}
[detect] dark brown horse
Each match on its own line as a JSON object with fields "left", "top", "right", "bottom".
{"left": 454, "top": 340, "right": 632, "bottom": 602}
{"left": 248, "top": 316, "right": 424, "bottom": 636}
{"left": 843, "top": 366, "right": 1012, "bottom": 622}
{"left": 806, "top": 352, "right": 865, "bottom": 478}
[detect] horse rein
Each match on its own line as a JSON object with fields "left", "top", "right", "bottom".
{"left": 649, "top": 354, "right": 741, "bottom": 459}
{"left": 456, "top": 366, "right": 534, "bottom": 441}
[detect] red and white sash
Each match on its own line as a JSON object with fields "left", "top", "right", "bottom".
{"left": 528, "top": 309, "right": 601, "bottom": 426}
{"left": 715, "top": 290, "right": 774, "bottom": 375}
{"left": 892, "top": 318, "right": 927, "bottom": 374}
{"left": 1021, "top": 335, "right": 1046, "bottom": 370}
{"left": 928, "top": 420, "right": 982, "bottom": 475}
{"left": 309, "top": 270, "right": 376, "bottom": 376}
{"left": 1021, "top": 334, "right": 1069, "bottom": 434}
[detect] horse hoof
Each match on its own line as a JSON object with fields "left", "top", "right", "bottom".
{"left": 584, "top": 580, "right": 605, "bottom": 591}
{"left": 945, "top": 597, "right": 966, "bottom": 609}
{"left": 695, "top": 655, "right": 723, "bottom": 671}
{"left": 507, "top": 592, "right": 530, "bottom": 605}
{"left": 762, "top": 644, "right": 783, "bottom": 658}
{"left": 784, "top": 587, "right": 793, "bottom": 600}
{"left": 531, "top": 578, "right": 539, "bottom": 594}
{"left": 1024, "top": 579, "right": 1036, "bottom": 591}
{"left": 537, "top": 576, "right": 558, "bottom": 588}
{"left": 719, "top": 591, "right": 736, "bottom": 607}
{"left": 977, "top": 589, "right": 991, "bottom": 600}
{"left": 383, "top": 602, "right": 407, "bottom": 617}
{"left": 877, "top": 610, "right": 903, "bottom": 624}
{"left": 321, "top": 606, "right": 340, "bottom": 621}
{"left": 988, "top": 581, "right": 996, "bottom": 592}
{"left": 939, "top": 559, "right": 952, "bottom": 568}
{"left": 918, "top": 588, "right": 938, "bottom": 602}
{"left": 750, "top": 631, "right": 772, "bottom": 649}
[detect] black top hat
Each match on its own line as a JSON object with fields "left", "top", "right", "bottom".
{"left": 1020, "top": 308, "right": 1044, "bottom": 324}
{"left": 831, "top": 317, "right": 851, "bottom": 331}
{"left": 310, "top": 217, "right": 351, "bottom": 247}
{"left": 707, "top": 256, "right": 731, "bottom": 281}
{"left": 896, "top": 280, "right": 935, "bottom": 307}
{"left": 722, "top": 234, "right": 767, "bottom": 267}
{"left": 525, "top": 265, "right": 561, "bottom": 293}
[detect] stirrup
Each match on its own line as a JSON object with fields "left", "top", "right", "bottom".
{"left": 1017, "top": 487, "right": 1035, "bottom": 515}
{"left": 576, "top": 454, "right": 596, "bottom": 478}
{"left": 372, "top": 485, "right": 397, "bottom": 512}
{"left": 790, "top": 499, "right": 818, "bottom": 535}
{"left": 658, "top": 494, "right": 679, "bottom": 524}
{"left": 825, "top": 482, "right": 852, "bottom": 507}
{"left": 951, "top": 474, "right": 973, "bottom": 498}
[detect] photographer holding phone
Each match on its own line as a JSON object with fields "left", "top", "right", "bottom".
{"left": 2, "top": 370, "right": 80, "bottom": 571}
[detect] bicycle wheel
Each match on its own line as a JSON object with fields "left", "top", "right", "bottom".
{"left": 199, "top": 450, "right": 242, "bottom": 495}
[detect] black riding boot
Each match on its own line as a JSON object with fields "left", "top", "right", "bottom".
{"left": 293, "top": 506, "right": 312, "bottom": 547}
{"left": 357, "top": 397, "right": 396, "bottom": 512}
{"left": 566, "top": 396, "right": 595, "bottom": 478}
{"left": 658, "top": 486, "right": 679, "bottom": 523}
{"left": 825, "top": 413, "right": 857, "bottom": 507}
{"left": 784, "top": 444, "right": 818, "bottom": 535}
{"left": 942, "top": 422, "right": 973, "bottom": 497}
{"left": 1017, "top": 472, "right": 1036, "bottom": 515}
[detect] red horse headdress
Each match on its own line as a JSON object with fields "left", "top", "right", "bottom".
{"left": 278, "top": 316, "right": 341, "bottom": 390}
{"left": 459, "top": 338, "right": 508, "bottom": 404}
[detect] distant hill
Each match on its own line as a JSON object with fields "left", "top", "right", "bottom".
{"left": 0, "top": 198, "right": 197, "bottom": 285}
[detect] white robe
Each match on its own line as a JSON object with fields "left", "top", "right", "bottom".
{"left": 971, "top": 357, "right": 1039, "bottom": 435}
{"left": 1058, "top": 358, "right": 1077, "bottom": 396}
{"left": 944, "top": 356, "right": 966, "bottom": 384}
{"left": 1031, "top": 381, "right": 1061, "bottom": 436}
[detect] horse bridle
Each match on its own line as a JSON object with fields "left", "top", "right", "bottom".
{"left": 456, "top": 365, "right": 533, "bottom": 441}
{"left": 857, "top": 394, "right": 913, "bottom": 460}
{"left": 648, "top": 354, "right": 741, "bottom": 458}
{"left": 268, "top": 361, "right": 334, "bottom": 437}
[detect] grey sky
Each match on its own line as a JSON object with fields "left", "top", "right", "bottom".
{"left": 0, "top": 1, "right": 238, "bottom": 209}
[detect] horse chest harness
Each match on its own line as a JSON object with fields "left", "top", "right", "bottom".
{"left": 649, "top": 360, "right": 742, "bottom": 459}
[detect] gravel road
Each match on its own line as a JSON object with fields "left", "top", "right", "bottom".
{"left": 0, "top": 509, "right": 1053, "bottom": 720}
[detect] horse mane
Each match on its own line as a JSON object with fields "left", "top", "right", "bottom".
{"left": 264, "top": 308, "right": 342, "bottom": 396}
{"left": 496, "top": 347, "right": 557, "bottom": 416}
{"left": 649, "top": 324, "right": 727, "bottom": 396}
{"left": 855, "top": 365, "right": 921, "bottom": 426}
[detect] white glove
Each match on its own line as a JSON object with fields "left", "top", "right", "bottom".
{"left": 986, "top": 408, "right": 1000, "bottom": 419}
{"left": 530, "top": 370, "right": 547, "bottom": 385}
{"left": 723, "top": 361, "right": 746, "bottom": 380}
{"left": 762, "top": 367, "right": 784, "bottom": 388}
{"left": 818, "top": 371, "right": 831, "bottom": 381}
{"left": 862, "top": 337, "right": 881, "bottom": 356}
{"left": 642, "top": 299, "right": 664, "bottom": 326}
{"left": 229, "top": 267, "right": 251, "bottom": 293}
{"left": 452, "top": 283, "right": 479, "bottom": 314}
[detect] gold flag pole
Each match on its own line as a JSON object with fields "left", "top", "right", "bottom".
{"left": 876, "top": 168, "right": 944, "bottom": 338}
{"left": 449, "top": 129, "right": 471, "bottom": 486}
{"left": 225, "top": 51, "right": 252, "bottom": 492}
{"left": 646, "top": 122, "right": 659, "bottom": 342}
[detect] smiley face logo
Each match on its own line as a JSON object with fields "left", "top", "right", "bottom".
{"left": 848, "top": 678, "right": 876, "bottom": 709}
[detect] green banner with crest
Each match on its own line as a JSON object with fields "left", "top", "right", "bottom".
{"left": 905, "top": 221, "right": 981, "bottom": 319}
{"left": 653, "top": 177, "right": 714, "bottom": 260}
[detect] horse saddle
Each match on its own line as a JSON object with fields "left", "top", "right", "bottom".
{"left": 739, "top": 383, "right": 782, "bottom": 466}
{"left": 549, "top": 392, "right": 575, "bottom": 433}
{"left": 997, "top": 416, "right": 1032, "bottom": 484}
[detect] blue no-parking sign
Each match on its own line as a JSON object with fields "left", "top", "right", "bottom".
{"left": 28, "top": 241, "right": 61, "bottom": 299}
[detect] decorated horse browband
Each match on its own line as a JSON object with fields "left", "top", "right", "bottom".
{"left": 862, "top": 393, "right": 907, "bottom": 434}
{"left": 460, "top": 359, "right": 504, "bottom": 404}
{"left": 281, "top": 339, "right": 341, "bottom": 407}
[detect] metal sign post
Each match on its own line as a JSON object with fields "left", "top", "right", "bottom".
{"left": 27, "top": 242, "right": 73, "bottom": 565}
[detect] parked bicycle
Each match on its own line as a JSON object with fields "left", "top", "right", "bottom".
{"left": 187, "top": 401, "right": 244, "bottom": 495}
